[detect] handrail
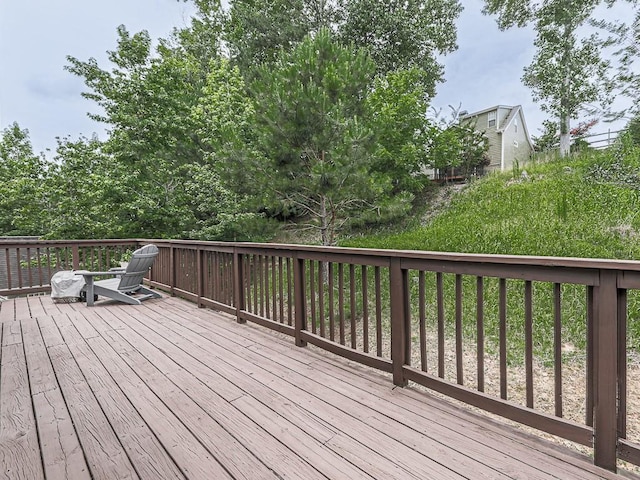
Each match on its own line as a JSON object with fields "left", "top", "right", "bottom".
{"left": 2, "top": 238, "right": 640, "bottom": 472}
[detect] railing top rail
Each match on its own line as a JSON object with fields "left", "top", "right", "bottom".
{"left": 0, "top": 239, "right": 138, "bottom": 248}
{"left": 145, "top": 239, "right": 640, "bottom": 272}
{"left": 5, "top": 238, "right": 640, "bottom": 273}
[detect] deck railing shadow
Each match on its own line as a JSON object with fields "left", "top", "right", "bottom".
{"left": 3, "top": 238, "right": 640, "bottom": 473}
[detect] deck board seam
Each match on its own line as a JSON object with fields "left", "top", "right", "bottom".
{"left": 44, "top": 313, "right": 141, "bottom": 480}
{"left": 149, "top": 300, "right": 617, "bottom": 479}
{"left": 61, "top": 311, "right": 189, "bottom": 480}
{"left": 116, "top": 304, "right": 418, "bottom": 480}
{"left": 131, "top": 304, "right": 489, "bottom": 479}
{"left": 87, "top": 308, "right": 285, "bottom": 480}
{"left": 106, "top": 305, "right": 339, "bottom": 480}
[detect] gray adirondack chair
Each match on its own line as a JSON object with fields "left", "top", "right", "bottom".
{"left": 79, "top": 244, "right": 161, "bottom": 306}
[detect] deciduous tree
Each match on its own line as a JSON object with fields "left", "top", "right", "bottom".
{"left": 0, "top": 124, "right": 48, "bottom": 236}
{"left": 483, "top": 0, "right": 614, "bottom": 156}
{"left": 339, "top": 0, "right": 462, "bottom": 96}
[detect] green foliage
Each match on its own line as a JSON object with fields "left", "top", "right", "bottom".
{"left": 484, "top": 0, "right": 615, "bottom": 157}
{"left": 601, "top": 7, "right": 640, "bottom": 120}
{"left": 427, "top": 118, "right": 490, "bottom": 177}
{"left": 339, "top": 0, "right": 462, "bottom": 96}
{"left": 192, "top": 58, "right": 255, "bottom": 155}
{"left": 62, "top": 10, "right": 268, "bottom": 241}
{"left": 44, "top": 136, "right": 125, "bottom": 239}
{"left": 623, "top": 114, "right": 640, "bottom": 147}
{"left": 345, "top": 146, "right": 640, "bottom": 258}
{"left": 364, "top": 68, "right": 432, "bottom": 194}
{"left": 0, "top": 123, "right": 48, "bottom": 236}
{"left": 226, "top": 0, "right": 311, "bottom": 78}
{"left": 250, "top": 28, "right": 410, "bottom": 245}
{"left": 2, "top": 0, "right": 467, "bottom": 244}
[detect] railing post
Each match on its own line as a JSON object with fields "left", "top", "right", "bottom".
{"left": 618, "top": 286, "right": 627, "bottom": 441}
{"left": 170, "top": 245, "right": 176, "bottom": 297}
{"left": 593, "top": 269, "right": 618, "bottom": 471}
{"left": 233, "top": 249, "right": 246, "bottom": 324}
{"left": 293, "top": 254, "right": 307, "bottom": 347}
{"left": 196, "top": 247, "right": 203, "bottom": 308}
{"left": 390, "top": 258, "right": 410, "bottom": 387}
{"left": 72, "top": 244, "right": 80, "bottom": 269}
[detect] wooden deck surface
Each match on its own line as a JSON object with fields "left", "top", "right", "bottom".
{"left": 0, "top": 294, "right": 635, "bottom": 479}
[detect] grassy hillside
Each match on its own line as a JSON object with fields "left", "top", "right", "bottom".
{"left": 344, "top": 142, "right": 640, "bottom": 260}
{"left": 342, "top": 140, "right": 640, "bottom": 365}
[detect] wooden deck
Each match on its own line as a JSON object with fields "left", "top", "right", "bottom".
{"left": 0, "top": 295, "right": 634, "bottom": 479}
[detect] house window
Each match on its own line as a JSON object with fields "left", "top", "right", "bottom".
{"left": 514, "top": 118, "right": 518, "bottom": 133}
{"left": 513, "top": 140, "right": 519, "bottom": 148}
{"left": 488, "top": 111, "right": 497, "bottom": 128}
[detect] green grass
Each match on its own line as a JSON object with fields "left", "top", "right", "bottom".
{"left": 342, "top": 142, "right": 640, "bottom": 364}
{"left": 344, "top": 147, "right": 640, "bottom": 260}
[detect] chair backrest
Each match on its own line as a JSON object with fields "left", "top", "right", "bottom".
{"left": 117, "top": 244, "right": 159, "bottom": 293}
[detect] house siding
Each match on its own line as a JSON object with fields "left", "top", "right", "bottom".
{"left": 461, "top": 105, "right": 533, "bottom": 173}
{"left": 500, "top": 110, "right": 533, "bottom": 171}
{"left": 462, "top": 110, "right": 502, "bottom": 170}
{"left": 497, "top": 107, "right": 511, "bottom": 130}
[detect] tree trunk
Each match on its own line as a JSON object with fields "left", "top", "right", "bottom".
{"left": 320, "top": 194, "right": 329, "bottom": 246}
{"left": 559, "top": 26, "right": 572, "bottom": 158}
{"left": 559, "top": 114, "right": 571, "bottom": 157}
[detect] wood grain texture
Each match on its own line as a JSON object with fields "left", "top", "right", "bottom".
{"left": 1, "top": 294, "right": 630, "bottom": 480}
{"left": 0, "top": 343, "right": 44, "bottom": 480}
{"left": 22, "top": 314, "right": 89, "bottom": 479}
{"left": 46, "top": 343, "right": 138, "bottom": 480}
{"left": 0, "top": 299, "right": 14, "bottom": 323}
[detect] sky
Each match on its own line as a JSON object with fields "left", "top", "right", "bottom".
{"left": 0, "top": 0, "right": 630, "bottom": 157}
{"left": 0, "top": 0, "right": 196, "bottom": 156}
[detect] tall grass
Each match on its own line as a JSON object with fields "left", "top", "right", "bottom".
{"left": 343, "top": 141, "right": 640, "bottom": 360}
{"left": 345, "top": 147, "right": 640, "bottom": 259}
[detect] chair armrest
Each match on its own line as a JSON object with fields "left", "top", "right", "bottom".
{"left": 76, "top": 270, "right": 126, "bottom": 278}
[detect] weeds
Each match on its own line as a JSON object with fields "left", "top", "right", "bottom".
{"left": 343, "top": 145, "right": 640, "bottom": 359}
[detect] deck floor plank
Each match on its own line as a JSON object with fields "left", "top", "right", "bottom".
{"left": 109, "top": 304, "right": 407, "bottom": 478}
{"left": 0, "top": 299, "right": 14, "bottom": 323}
{"left": 141, "top": 302, "right": 520, "bottom": 479}
{"left": 155, "top": 299, "right": 610, "bottom": 480}
{"left": 21, "top": 314, "right": 89, "bottom": 479}
{"left": 1, "top": 321, "right": 21, "bottom": 347}
{"left": 27, "top": 296, "right": 48, "bottom": 320}
{"left": 0, "top": 340, "right": 44, "bottom": 480}
{"left": 94, "top": 308, "right": 326, "bottom": 480}
{"left": 87, "top": 313, "right": 281, "bottom": 480}
{"left": 124, "top": 304, "right": 431, "bottom": 480}
{"left": 124, "top": 310, "right": 396, "bottom": 480}
{"left": 86, "top": 334, "right": 233, "bottom": 480}
{"left": 131, "top": 303, "right": 506, "bottom": 479}
{"left": 14, "top": 299, "right": 30, "bottom": 321}
{"left": 45, "top": 339, "right": 139, "bottom": 480}
{"left": 148, "top": 298, "right": 628, "bottom": 480}
{"left": 62, "top": 304, "right": 234, "bottom": 479}
{"left": 52, "top": 312, "right": 187, "bottom": 480}
{"left": 2, "top": 294, "right": 636, "bottom": 480}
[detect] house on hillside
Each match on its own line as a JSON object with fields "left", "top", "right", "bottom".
{"left": 459, "top": 105, "right": 534, "bottom": 173}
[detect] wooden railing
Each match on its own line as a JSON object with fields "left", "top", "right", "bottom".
{"left": 4, "top": 238, "right": 640, "bottom": 472}
{"left": 0, "top": 239, "right": 138, "bottom": 296}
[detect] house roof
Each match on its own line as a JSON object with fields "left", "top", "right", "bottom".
{"left": 459, "top": 105, "right": 511, "bottom": 120}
